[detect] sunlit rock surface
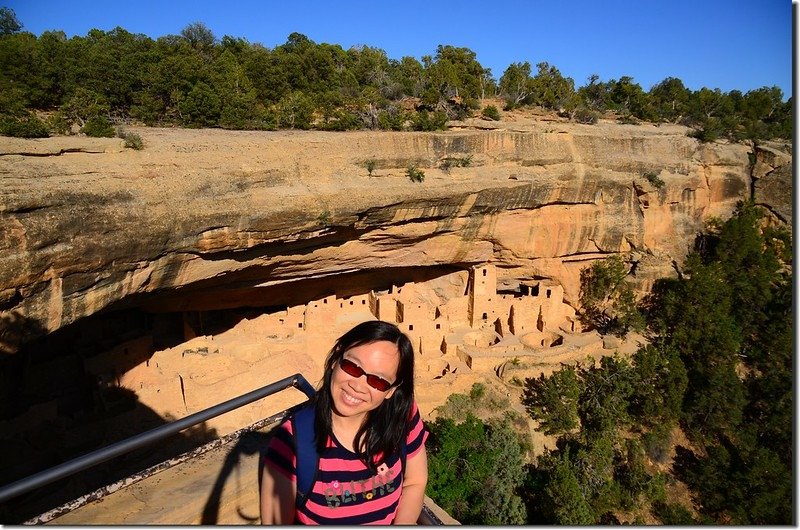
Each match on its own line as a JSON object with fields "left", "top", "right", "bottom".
{"left": 3, "top": 121, "right": 787, "bottom": 352}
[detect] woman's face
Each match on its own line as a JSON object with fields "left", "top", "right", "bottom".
{"left": 330, "top": 340, "right": 400, "bottom": 422}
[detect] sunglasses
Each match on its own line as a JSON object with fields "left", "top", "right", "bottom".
{"left": 338, "top": 358, "right": 396, "bottom": 392}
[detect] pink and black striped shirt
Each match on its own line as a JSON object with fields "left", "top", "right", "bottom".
{"left": 264, "top": 401, "right": 429, "bottom": 525}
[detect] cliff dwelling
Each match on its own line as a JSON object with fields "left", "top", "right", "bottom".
{"left": 3, "top": 262, "right": 593, "bottom": 438}
{"left": 1, "top": 260, "right": 621, "bottom": 521}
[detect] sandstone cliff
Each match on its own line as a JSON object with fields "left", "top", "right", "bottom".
{"left": 0, "top": 120, "right": 791, "bottom": 353}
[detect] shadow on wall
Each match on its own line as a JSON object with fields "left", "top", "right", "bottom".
{"left": 0, "top": 310, "right": 46, "bottom": 357}
{"left": 0, "top": 305, "right": 280, "bottom": 524}
{"left": 0, "top": 311, "right": 47, "bottom": 420}
{"left": 200, "top": 429, "right": 272, "bottom": 525}
{"left": 0, "top": 385, "right": 219, "bottom": 524}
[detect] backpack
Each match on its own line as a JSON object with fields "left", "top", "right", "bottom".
{"left": 291, "top": 404, "right": 408, "bottom": 509}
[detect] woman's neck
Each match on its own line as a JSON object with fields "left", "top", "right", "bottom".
{"left": 331, "top": 413, "right": 365, "bottom": 451}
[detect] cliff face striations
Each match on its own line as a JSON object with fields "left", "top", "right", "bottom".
{"left": 0, "top": 121, "right": 790, "bottom": 352}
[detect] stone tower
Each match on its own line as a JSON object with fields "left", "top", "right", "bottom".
{"left": 468, "top": 264, "right": 497, "bottom": 328}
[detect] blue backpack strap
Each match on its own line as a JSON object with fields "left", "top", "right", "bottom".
{"left": 401, "top": 431, "right": 408, "bottom": 474}
{"left": 292, "top": 404, "right": 319, "bottom": 509}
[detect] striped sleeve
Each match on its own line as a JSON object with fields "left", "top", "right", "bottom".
{"left": 406, "top": 401, "right": 429, "bottom": 457}
{"left": 263, "top": 418, "right": 297, "bottom": 482}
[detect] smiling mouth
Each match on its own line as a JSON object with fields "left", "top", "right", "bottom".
{"left": 342, "top": 389, "right": 365, "bottom": 406}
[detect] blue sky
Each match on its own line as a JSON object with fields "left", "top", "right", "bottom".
{"left": 6, "top": 0, "right": 795, "bottom": 98}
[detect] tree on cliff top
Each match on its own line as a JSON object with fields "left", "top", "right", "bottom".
{"left": 0, "top": 7, "right": 22, "bottom": 36}
{"left": 180, "top": 21, "right": 215, "bottom": 50}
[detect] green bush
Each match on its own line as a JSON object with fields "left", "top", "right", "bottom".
{"left": 688, "top": 117, "right": 723, "bottom": 142}
{"left": 319, "top": 109, "right": 362, "bottom": 131}
{"left": 574, "top": 107, "right": 599, "bottom": 124}
{"left": 317, "top": 210, "right": 332, "bottom": 226}
{"left": 464, "top": 97, "right": 481, "bottom": 110}
{"left": 46, "top": 113, "right": 71, "bottom": 135}
{"left": 406, "top": 164, "right": 425, "bottom": 183}
{"left": 275, "top": 91, "right": 313, "bottom": 130}
{"left": 439, "top": 155, "right": 472, "bottom": 171}
{"left": 179, "top": 82, "right": 222, "bottom": 128}
{"left": 412, "top": 110, "right": 447, "bottom": 131}
{"left": 643, "top": 171, "right": 665, "bottom": 189}
{"left": 617, "top": 114, "right": 640, "bottom": 125}
{"left": 0, "top": 115, "right": 49, "bottom": 138}
{"left": 482, "top": 105, "right": 501, "bottom": 121}
{"left": 642, "top": 424, "right": 672, "bottom": 463}
{"left": 377, "top": 108, "right": 407, "bottom": 130}
{"left": 427, "top": 415, "right": 528, "bottom": 524}
{"left": 469, "top": 383, "right": 486, "bottom": 400}
{"left": 122, "top": 132, "right": 144, "bottom": 150}
{"left": 81, "top": 116, "right": 115, "bottom": 137}
{"left": 364, "top": 158, "right": 377, "bottom": 177}
{"left": 652, "top": 501, "right": 696, "bottom": 525}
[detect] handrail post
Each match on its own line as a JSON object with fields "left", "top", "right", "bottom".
{"left": 293, "top": 373, "right": 316, "bottom": 400}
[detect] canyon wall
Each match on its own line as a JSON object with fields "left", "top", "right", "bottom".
{"left": 0, "top": 121, "right": 791, "bottom": 353}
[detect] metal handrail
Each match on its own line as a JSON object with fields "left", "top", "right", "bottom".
{"left": 0, "top": 373, "right": 316, "bottom": 504}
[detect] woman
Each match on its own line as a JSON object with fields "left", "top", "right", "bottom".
{"left": 260, "top": 320, "right": 429, "bottom": 524}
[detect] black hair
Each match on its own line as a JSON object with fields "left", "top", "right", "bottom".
{"left": 311, "top": 320, "right": 415, "bottom": 472}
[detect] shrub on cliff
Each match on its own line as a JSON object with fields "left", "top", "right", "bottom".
{"left": 116, "top": 128, "right": 144, "bottom": 150}
{"left": 81, "top": 116, "right": 115, "bottom": 137}
{"left": 688, "top": 117, "right": 722, "bottom": 142}
{"left": 0, "top": 114, "right": 49, "bottom": 138}
{"left": 411, "top": 110, "right": 447, "bottom": 131}
{"left": 481, "top": 105, "right": 501, "bottom": 120}
{"left": 406, "top": 165, "right": 425, "bottom": 183}
{"left": 643, "top": 171, "right": 665, "bottom": 188}
{"left": 573, "top": 107, "right": 599, "bottom": 124}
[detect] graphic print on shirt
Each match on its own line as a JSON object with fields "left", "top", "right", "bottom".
{"left": 321, "top": 465, "right": 396, "bottom": 508}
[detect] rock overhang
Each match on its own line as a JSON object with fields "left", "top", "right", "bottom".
{"left": 1, "top": 123, "right": 789, "bottom": 352}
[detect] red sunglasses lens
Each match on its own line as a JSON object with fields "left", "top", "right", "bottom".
{"left": 367, "top": 375, "right": 391, "bottom": 392}
{"left": 339, "top": 358, "right": 364, "bottom": 377}
{"left": 339, "top": 359, "right": 392, "bottom": 391}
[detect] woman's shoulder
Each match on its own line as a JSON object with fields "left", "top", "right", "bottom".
{"left": 408, "top": 399, "right": 422, "bottom": 421}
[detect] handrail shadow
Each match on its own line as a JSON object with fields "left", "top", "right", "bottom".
{"left": 199, "top": 401, "right": 309, "bottom": 525}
